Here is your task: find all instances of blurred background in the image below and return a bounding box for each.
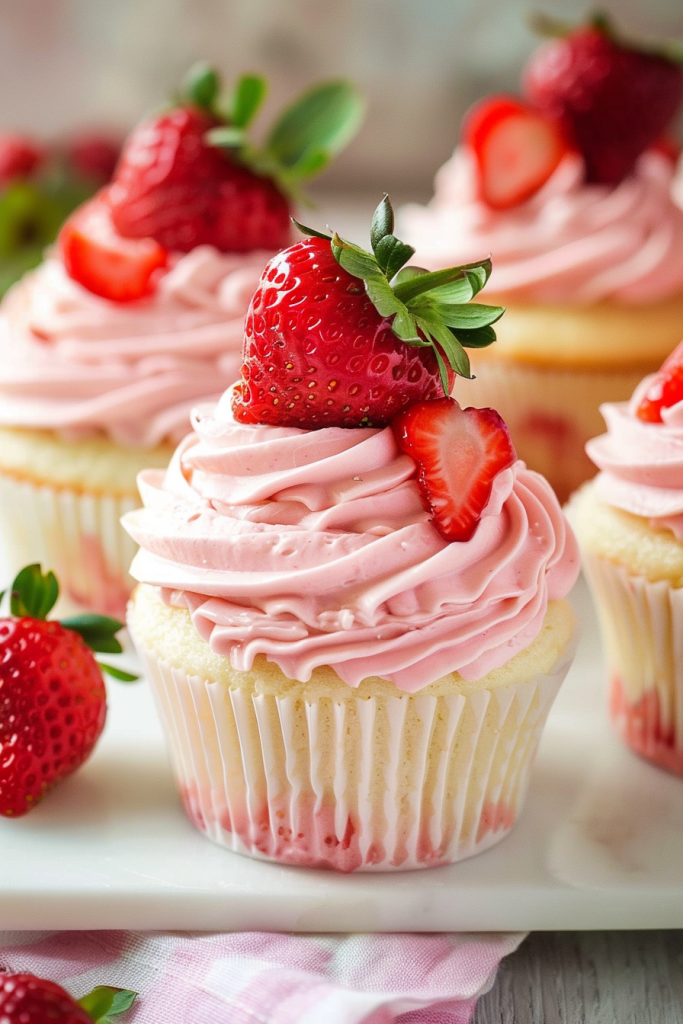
[0,0,681,274]
[2,0,683,197]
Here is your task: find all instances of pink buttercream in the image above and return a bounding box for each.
[0,246,273,447]
[123,389,579,691]
[588,382,683,541]
[400,148,683,304]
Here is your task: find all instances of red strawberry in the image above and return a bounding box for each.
[524,19,683,185]
[59,192,168,302]
[0,974,136,1024]
[463,95,570,209]
[232,237,450,428]
[0,133,44,185]
[108,106,291,253]
[232,196,505,429]
[0,565,134,817]
[66,130,121,183]
[636,339,683,423]
[393,397,516,542]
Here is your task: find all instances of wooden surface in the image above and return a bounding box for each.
[474,933,683,1023]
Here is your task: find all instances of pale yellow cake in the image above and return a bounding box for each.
[0,426,173,497]
[570,481,683,586]
[129,582,576,699]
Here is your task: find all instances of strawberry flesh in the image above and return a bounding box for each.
[524,26,683,185]
[636,340,683,423]
[0,618,107,817]
[463,95,570,209]
[231,237,452,429]
[59,192,168,302]
[109,106,291,253]
[393,397,517,541]
[0,974,93,1024]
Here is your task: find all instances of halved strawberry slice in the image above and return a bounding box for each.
[59,191,168,302]
[393,397,517,541]
[636,340,683,423]
[463,95,570,210]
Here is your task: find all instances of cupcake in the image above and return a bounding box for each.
[0,66,363,615]
[401,15,683,503]
[124,200,580,871]
[572,340,683,777]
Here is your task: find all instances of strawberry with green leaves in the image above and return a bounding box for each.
[232,195,504,428]
[524,13,683,185]
[0,564,136,818]
[60,63,363,302]
[0,974,136,1024]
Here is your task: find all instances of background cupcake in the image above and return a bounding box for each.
[124,205,579,871]
[401,15,683,503]
[0,65,363,616]
[572,340,683,776]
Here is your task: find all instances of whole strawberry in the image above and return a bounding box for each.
[108,63,363,255]
[109,105,290,253]
[0,974,136,1024]
[232,196,505,429]
[0,565,136,817]
[524,14,683,184]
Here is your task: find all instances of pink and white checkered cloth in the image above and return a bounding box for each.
[0,930,525,1023]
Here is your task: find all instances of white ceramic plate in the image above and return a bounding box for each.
[2,574,683,932]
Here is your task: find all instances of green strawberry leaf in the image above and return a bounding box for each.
[229,74,268,129]
[283,146,330,183]
[9,564,59,620]
[410,296,504,330]
[393,260,492,304]
[326,195,503,390]
[437,302,505,329]
[331,232,384,283]
[429,268,488,303]
[451,324,498,348]
[265,80,364,172]
[391,265,430,286]
[183,61,220,111]
[79,985,137,1023]
[370,194,394,252]
[98,662,139,683]
[391,307,422,343]
[364,275,407,319]
[60,614,125,654]
[373,235,415,280]
[291,218,332,241]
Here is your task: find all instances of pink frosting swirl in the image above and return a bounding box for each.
[124,390,579,690]
[588,383,683,540]
[400,148,683,304]
[0,246,273,447]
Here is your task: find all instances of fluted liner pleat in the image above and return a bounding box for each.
[584,553,683,777]
[134,635,576,872]
[0,471,137,617]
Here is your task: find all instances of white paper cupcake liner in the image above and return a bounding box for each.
[583,553,683,776]
[0,470,138,618]
[458,359,646,504]
[132,633,577,872]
